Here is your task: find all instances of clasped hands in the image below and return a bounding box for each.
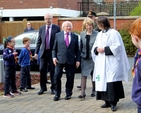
[97,47,105,53]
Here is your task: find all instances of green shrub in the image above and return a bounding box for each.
[118,20,137,56]
[119,29,137,56]
[130,2,141,16]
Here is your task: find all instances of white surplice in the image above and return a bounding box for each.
[91,29,130,91]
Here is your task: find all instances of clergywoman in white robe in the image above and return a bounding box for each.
[91,16,130,112]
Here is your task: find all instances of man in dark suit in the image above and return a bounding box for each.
[52,21,80,101]
[34,13,60,95]
[24,22,35,32]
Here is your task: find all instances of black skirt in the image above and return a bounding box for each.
[96,81,125,102]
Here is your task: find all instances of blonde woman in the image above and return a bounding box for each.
[78,17,98,99]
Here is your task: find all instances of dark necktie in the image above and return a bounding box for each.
[65,32,69,47]
[46,26,50,49]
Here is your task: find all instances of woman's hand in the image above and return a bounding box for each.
[97,47,105,53]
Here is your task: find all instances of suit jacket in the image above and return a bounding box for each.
[35,24,60,58]
[52,31,80,65]
[24,27,35,32]
[80,30,98,59]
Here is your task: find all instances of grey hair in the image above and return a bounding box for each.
[44,13,53,18]
[61,21,73,30]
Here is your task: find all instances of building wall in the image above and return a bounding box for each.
[58,17,135,33]
[0,16,138,43]
[58,0,81,10]
[0,0,81,10]
[0,0,49,9]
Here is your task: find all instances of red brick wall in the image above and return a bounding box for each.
[109,19,134,30]
[58,17,136,33]
[58,0,81,10]
[0,0,81,10]
[59,19,83,32]
[0,0,49,9]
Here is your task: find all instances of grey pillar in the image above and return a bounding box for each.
[0,55,4,83]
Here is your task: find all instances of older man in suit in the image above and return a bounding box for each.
[52,21,80,101]
[34,13,60,95]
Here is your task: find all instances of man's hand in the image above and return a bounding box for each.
[53,58,58,66]
[76,61,80,68]
[34,54,38,60]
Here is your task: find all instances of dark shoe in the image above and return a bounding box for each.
[51,89,55,95]
[38,90,44,95]
[91,93,95,97]
[111,105,117,111]
[101,103,110,108]
[65,95,71,100]
[20,88,28,92]
[77,86,81,89]
[53,96,60,101]
[26,87,35,89]
[44,89,47,91]
[78,94,86,99]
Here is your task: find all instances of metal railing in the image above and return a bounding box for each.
[78,1,140,16]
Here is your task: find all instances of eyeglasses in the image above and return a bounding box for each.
[45,18,52,20]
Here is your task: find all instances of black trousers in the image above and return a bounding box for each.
[20,66,31,89]
[54,63,75,97]
[39,50,55,91]
[4,66,17,95]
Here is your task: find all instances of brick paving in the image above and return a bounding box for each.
[0,73,137,113]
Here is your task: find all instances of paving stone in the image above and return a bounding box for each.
[0,73,137,113]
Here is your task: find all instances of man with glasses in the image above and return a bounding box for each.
[34,13,60,95]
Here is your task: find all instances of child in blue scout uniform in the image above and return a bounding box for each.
[18,37,35,92]
[130,18,141,113]
[3,36,21,98]
[132,48,141,78]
